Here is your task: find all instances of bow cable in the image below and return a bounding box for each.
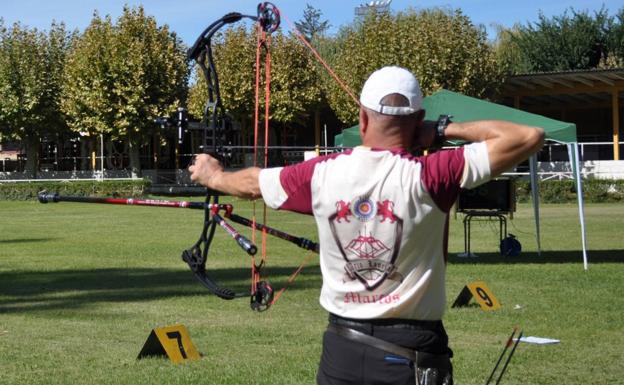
[281,12,360,107]
[250,12,274,311]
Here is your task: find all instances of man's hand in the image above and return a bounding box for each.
[188,154,223,189]
[413,120,436,150]
[188,154,263,200]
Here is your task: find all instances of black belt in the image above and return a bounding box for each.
[328,323,421,362]
[328,313,443,331]
[327,323,450,364]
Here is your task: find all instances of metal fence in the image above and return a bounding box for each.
[1,142,623,178]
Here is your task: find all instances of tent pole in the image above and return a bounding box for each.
[529,154,541,256]
[568,142,589,270]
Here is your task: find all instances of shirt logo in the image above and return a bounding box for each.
[334,200,353,223]
[328,197,404,291]
[353,197,376,222]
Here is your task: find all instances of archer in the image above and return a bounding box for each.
[189,66,544,385]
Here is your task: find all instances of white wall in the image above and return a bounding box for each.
[538,160,624,180]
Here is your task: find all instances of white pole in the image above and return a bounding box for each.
[529,154,541,256]
[324,124,328,154]
[568,142,589,270]
[100,134,104,179]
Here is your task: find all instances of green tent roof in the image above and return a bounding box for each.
[335,89,577,147]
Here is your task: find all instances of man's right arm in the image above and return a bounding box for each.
[444,120,545,177]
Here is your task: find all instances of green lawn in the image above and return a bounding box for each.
[0,199,622,385]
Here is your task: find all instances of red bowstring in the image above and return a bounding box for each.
[251,24,271,295]
[270,251,316,305]
[251,9,360,305]
[263,34,271,264]
[266,11,358,306]
[281,12,361,107]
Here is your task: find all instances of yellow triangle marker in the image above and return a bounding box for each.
[137,324,201,363]
[451,280,501,311]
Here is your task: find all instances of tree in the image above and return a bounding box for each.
[187,26,322,150]
[0,21,73,177]
[324,8,503,124]
[188,26,256,134]
[294,4,330,42]
[498,7,616,73]
[491,24,532,75]
[602,7,624,68]
[62,6,188,175]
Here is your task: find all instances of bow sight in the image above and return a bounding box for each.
[154,107,188,145]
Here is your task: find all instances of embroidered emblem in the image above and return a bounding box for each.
[377,199,397,223]
[345,231,389,259]
[328,197,404,291]
[352,197,376,222]
[334,200,353,223]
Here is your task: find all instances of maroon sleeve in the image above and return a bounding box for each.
[278,152,347,214]
[278,162,314,214]
[420,147,465,213]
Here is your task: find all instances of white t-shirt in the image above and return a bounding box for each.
[259,143,490,320]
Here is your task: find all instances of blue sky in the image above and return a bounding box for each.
[2,0,621,43]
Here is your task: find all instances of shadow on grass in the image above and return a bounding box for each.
[0,238,57,244]
[448,249,623,264]
[0,265,321,314]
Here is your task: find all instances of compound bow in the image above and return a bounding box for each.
[38,2,335,312]
[182,2,281,310]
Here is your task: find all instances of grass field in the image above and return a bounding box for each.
[1,198,623,385]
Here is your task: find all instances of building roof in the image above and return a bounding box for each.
[501,68,624,109]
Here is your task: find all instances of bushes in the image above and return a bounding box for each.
[516,179,624,203]
[2,178,622,203]
[0,179,151,200]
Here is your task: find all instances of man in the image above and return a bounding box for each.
[189,66,544,385]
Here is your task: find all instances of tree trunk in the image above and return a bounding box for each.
[127,135,142,178]
[152,133,158,170]
[24,134,40,178]
[80,138,92,170]
[106,140,115,169]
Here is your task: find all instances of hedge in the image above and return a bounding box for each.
[0,179,151,201]
[516,179,624,203]
[2,178,623,203]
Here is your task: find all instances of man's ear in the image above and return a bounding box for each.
[359,108,368,138]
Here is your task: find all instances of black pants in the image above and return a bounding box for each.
[317,314,453,385]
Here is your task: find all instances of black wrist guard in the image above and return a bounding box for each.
[433,114,451,148]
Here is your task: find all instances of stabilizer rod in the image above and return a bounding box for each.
[38,192,318,253]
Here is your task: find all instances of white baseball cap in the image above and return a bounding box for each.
[359,66,423,115]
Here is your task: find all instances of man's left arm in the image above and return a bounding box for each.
[189,153,315,214]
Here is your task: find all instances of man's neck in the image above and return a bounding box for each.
[362,134,408,150]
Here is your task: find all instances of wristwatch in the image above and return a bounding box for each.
[433,114,452,148]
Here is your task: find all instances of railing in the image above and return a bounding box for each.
[1,142,623,178]
[537,141,624,162]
